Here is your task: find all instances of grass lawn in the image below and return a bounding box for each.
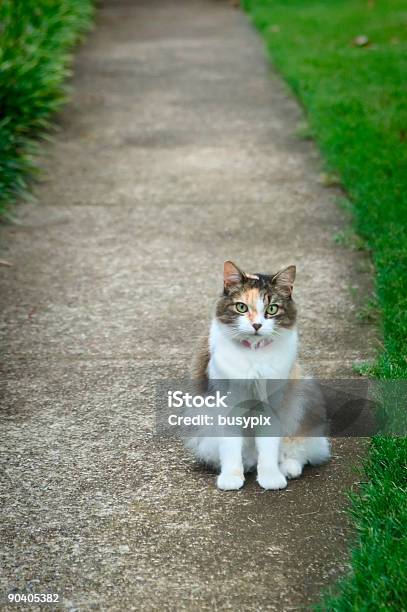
[242,0,407,609]
[0,0,94,218]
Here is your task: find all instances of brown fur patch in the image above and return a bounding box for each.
[295,399,327,436]
[242,288,261,310]
[191,335,210,393]
[283,364,327,440]
[289,361,303,380]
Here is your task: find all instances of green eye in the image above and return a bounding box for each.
[235,302,248,314]
[266,303,279,316]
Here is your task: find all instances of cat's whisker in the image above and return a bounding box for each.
[271,329,283,337]
[223,327,241,339]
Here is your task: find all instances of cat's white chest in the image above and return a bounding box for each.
[208,320,297,380]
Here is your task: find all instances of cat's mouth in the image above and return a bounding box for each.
[240,337,274,350]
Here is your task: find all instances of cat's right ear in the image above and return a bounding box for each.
[223,261,244,290]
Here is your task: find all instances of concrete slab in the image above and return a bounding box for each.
[0,1,376,609]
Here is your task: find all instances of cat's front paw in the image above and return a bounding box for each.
[217,472,244,491]
[279,458,303,480]
[257,470,287,490]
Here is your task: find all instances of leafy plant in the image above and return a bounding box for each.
[0,0,94,217]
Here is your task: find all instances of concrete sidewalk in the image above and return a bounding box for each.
[0,0,375,609]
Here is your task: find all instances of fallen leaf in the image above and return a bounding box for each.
[318,173,342,187]
[353,35,370,47]
[0,259,12,267]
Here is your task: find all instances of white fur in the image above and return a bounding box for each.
[187,319,330,490]
[208,319,298,380]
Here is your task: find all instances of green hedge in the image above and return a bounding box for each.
[0,0,94,217]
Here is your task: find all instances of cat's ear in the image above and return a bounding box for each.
[272,265,296,296]
[223,261,244,289]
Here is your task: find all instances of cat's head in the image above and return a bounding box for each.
[216,261,297,341]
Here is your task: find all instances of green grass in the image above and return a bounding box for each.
[242,0,407,609]
[0,0,94,217]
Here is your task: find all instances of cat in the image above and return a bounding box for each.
[186,260,330,491]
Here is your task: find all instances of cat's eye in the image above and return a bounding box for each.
[235,302,248,314]
[266,303,279,316]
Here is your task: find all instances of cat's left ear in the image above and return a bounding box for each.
[272,265,296,296]
[223,261,245,289]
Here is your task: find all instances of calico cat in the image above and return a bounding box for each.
[187,261,330,491]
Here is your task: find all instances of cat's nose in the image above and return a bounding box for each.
[252,323,262,331]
